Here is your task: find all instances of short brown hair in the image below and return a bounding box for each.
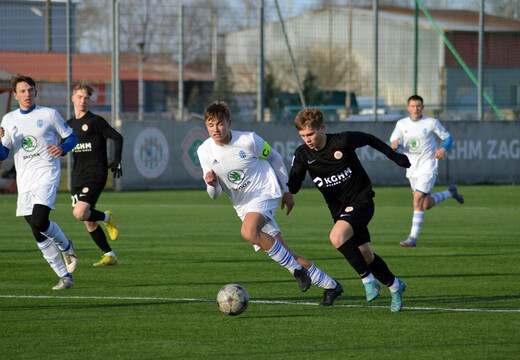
[204,101,230,122]
[73,83,94,97]
[294,107,323,131]
[12,74,36,92]
[407,95,423,104]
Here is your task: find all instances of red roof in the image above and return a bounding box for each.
[0,51,214,83]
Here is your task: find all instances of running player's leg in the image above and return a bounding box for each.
[358,229,406,312]
[72,188,117,266]
[275,233,338,291]
[240,200,311,292]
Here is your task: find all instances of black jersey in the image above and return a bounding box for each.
[288,131,407,219]
[67,111,123,188]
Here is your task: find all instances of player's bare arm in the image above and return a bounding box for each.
[281,192,294,215]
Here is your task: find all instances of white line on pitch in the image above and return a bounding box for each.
[1,294,518,313]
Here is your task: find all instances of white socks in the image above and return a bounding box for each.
[431,190,451,206]
[308,265,337,289]
[410,210,425,239]
[388,277,400,293]
[41,221,71,252]
[38,238,68,278]
[267,240,301,274]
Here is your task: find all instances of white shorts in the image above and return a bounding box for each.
[237,198,281,238]
[409,173,437,195]
[16,184,57,216]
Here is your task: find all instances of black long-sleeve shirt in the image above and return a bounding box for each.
[67,111,123,188]
[288,131,408,220]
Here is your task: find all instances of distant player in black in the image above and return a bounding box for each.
[68,83,123,267]
[288,107,411,312]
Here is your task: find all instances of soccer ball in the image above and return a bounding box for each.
[216,283,249,316]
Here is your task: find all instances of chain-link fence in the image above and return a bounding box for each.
[1,0,520,123]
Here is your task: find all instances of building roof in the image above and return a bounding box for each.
[357,6,520,32]
[0,51,214,83]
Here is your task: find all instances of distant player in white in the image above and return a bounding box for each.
[197,101,344,306]
[0,75,79,290]
[390,95,464,247]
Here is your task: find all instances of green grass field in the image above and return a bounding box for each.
[1,185,519,359]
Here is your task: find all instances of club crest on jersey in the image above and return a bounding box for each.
[334,151,343,159]
[82,124,88,131]
[344,206,354,212]
[82,187,89,193]
[228,170,245,184]
[37,119,44,128]
[22,136,37,152]
[239,150,246,159]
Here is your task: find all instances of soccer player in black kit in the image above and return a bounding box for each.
[288,108,411,312]
[68,84,123,267]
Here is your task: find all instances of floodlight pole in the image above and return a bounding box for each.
[178,5,185,121]
[372,0,379,122]
[66,0,72,190]
[478,0,484,121]
[413,2,418,95]
[257,0,265,122]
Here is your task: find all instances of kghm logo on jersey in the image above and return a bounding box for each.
[22,136,37,152]
[228,170,245,184]
[313,167,352,188]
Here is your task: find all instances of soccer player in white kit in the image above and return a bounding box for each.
[390,95,464,247]
[197,101,344,306]
[0,75,79,290]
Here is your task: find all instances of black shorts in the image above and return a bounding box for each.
[71,185,104,208]
[334,199,374,246]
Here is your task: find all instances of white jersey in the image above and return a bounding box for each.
[197,130,282,218]
[390,115,450,178]
[1,105,74,193]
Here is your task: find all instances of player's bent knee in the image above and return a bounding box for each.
[72,208,88,221]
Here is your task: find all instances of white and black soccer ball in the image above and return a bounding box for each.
[216,283,249,316]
